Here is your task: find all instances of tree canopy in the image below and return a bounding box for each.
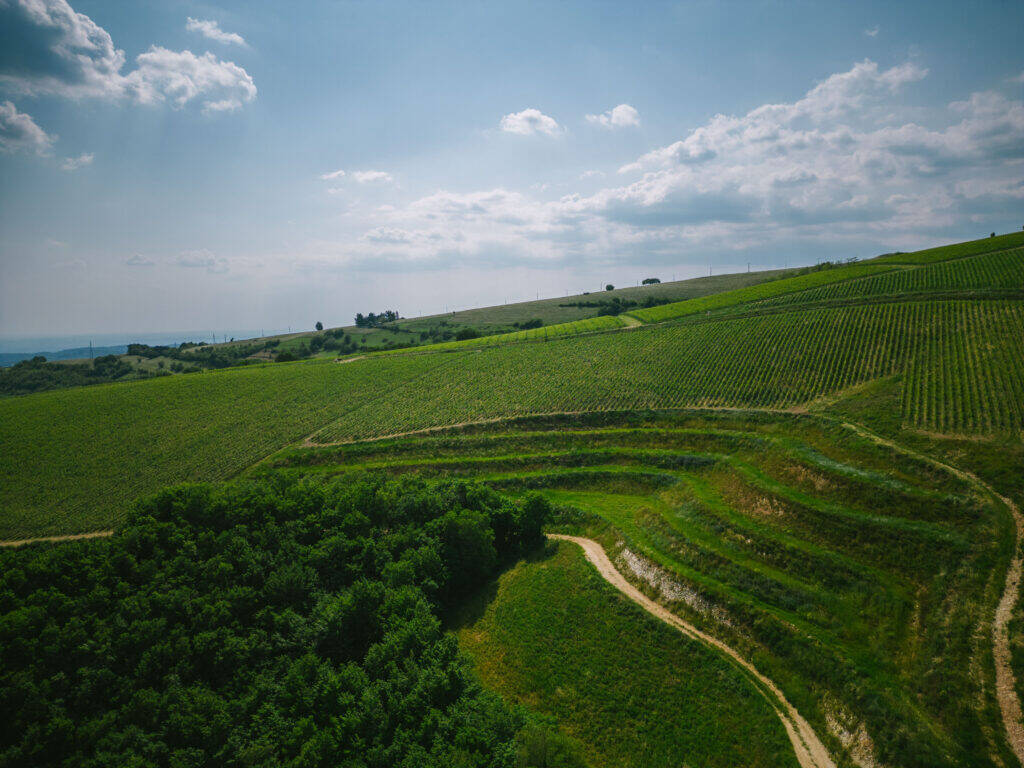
[0,475,558,767]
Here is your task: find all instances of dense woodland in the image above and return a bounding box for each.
[0,355,153,397]
[0,476,580,767]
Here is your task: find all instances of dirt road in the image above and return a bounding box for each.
[841,422,1024,764]
[0,530,114,548]
[548,533,837,768]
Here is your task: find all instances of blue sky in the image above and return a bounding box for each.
[1,0,1022,338]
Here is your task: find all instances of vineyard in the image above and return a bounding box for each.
[872,230,1024,265]
[0,355,445,539]
[379,314,626,355]
[262,411,1016,767]
[310,299,1024,443]
[751,248,1024,310]
[630,262,897,323]
[3,293,1022,538]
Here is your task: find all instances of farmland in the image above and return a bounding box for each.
[4,293,1024,539]
[2,232,1024,768]
[629,262,898,323]
[257,410,1017,767]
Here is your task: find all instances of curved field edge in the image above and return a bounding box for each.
[274,410,1023,766]
[548,534,836,768]
[841,422,1024,765]
[455,540,802,768]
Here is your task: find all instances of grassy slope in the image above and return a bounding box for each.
[269,411,1014,766]
[456,541,799,768]
[872,231,1024,264]
[631,263,897,323]
[3,298,1022,539]
[197,266,801,356]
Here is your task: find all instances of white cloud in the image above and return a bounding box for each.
[175,249,228,273]
[127,48,256,112]
[580,170,605,179]
[585,103,641,129]
[352,170,394,184]
[0,0,256,112]
[0,101,54,154]
[185,18,246,47]
[1010,72,1024,84]
[60,152,93,170]
[124,254,155,266]
[500,108,561,136]
[864,26,880,37]
[304,60,1024,272]
[320,169,346,180]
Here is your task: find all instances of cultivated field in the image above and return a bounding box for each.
[3,235,1023,539]
[258,410,1017,767]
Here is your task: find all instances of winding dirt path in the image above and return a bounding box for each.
[0,530,114,548]
[548,533,837,768]
[840,422,1024,764]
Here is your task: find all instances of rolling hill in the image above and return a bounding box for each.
[2,231,1023,768]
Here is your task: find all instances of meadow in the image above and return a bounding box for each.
[456,540,799,768]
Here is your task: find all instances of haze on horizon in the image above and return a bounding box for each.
[1,0,1022,338]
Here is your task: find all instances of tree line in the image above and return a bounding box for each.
[0,475,586,767]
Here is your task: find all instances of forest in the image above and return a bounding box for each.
[0,475,579,767]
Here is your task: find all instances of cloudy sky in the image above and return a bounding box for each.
[1,0,1022,338]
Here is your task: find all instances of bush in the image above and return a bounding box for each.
[455,327,481,341]
[605,284,614,291]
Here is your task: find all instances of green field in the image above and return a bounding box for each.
[378,314,627,355]
[752,247,1024,310]
[456,540,799,768]
[630,262,898,323]
[3,232,1024,767]
[4,296,1023,538]
[872,231,1024,265]
[257,410,1016,767]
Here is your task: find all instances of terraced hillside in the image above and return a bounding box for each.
[254,410,1017,767]
[3,234,1023,540]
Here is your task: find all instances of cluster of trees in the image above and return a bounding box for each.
[0,354,148,396]
[559,295,670,316]
[276,329,366,362]
[127,342,263,371]
[512,319,544,330]
[354,310,400,328]
[0,475,568,767]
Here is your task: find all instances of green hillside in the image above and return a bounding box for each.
[2,231,1024,768]
[3,234,1024,540]
[260,410,1015,767]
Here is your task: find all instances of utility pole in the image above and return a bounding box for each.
[89,340,93,359]
[747,262,751,273]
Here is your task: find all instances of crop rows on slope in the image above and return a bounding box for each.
[380,314,626,355]
[903,301,1024,434]
[312,301,949,444]
[285,418,1008,767]
[753,248,1024,309]
[630,263,897,323]
[0,355,449,539]
[872,231,1024,265]
[6,300,1020,538]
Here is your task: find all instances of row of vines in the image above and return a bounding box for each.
[379,314,626,355]
[313,300,1024,443]
[753,248,1024,309]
